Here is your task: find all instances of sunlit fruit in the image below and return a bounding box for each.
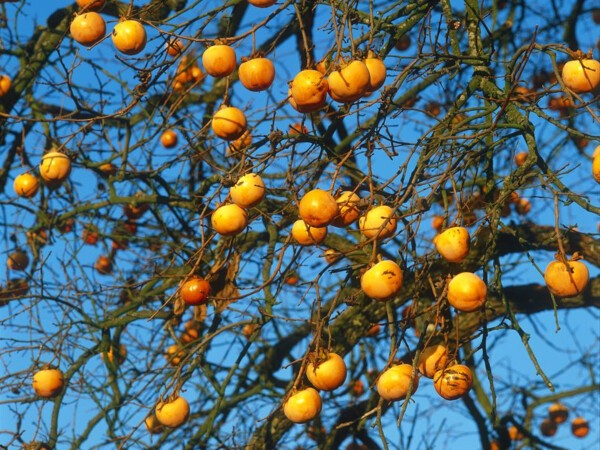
[33,368,65,398]
[13,173,39,198]
[361,260,403,301]
[544,257,589,298]
[289,122,309,135]
[211,204,248,236]
[508,426,524,441]
[94,255,113,274]
[39,150,71,187]
[0,74,11,96]
[417,345,449,378]
[70,12,106,46]
[331,191,361,227]
[165,344,184,366]
[180,277,211,305]
[166,39,184,57]
[548,402,569,423]
[161,129,178,148]
[298,189,339,228]
[112,20,146,55]
[514,151,528,167]
[290,69,329,113]
[433,364,473,400]
[7,250,29,271]
[230,173,266,208]
[306,352,347,391]
[283,388,322,423]
[359,205,397,240]
[155,396,190,428]
[561,58,600,93]
[238,57,275,91]
[98,163,117,176]
[292,219,327,245]
[364,53,386,91]
[145,414,164,434]
[447,272,487,312]
[377,363,419,401]
[571,417,589,438]
[212,106,247,141]
[592,146,600,183]
[76,0,105,10]
[248,0,277,6]
[434,226,470,263]
[540,418,557,437]
[202,44,236,78]
[328,60,371,103]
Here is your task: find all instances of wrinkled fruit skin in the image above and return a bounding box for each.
[433,364,473,400]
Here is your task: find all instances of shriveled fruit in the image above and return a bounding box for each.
[306,352,347,391]
[540,418,558,437]
[211,204,248,236]
[377,363,419,401]
[290,70,329,113]
[298,189,339,228]
[447,272,487,312]
[283,388,322,423]
[292,219,327,246]
[212,106,247,141]
[571,417,589,438]
[230,173,265,208]
[433,364,473,400]
[361,260,403,301]
[359,205,397,240]
[202,44,236,78]
[180,277,211,305]
[328,60,371,103]
[33,368,65,398]
[160,129,178,148]
[112,20,147,55]
[331,191,360,227]
[417,345,448,378]
[13,173,39,198]
[70,12,106,46]
[561,58,600,93]
[155,396,190,428]
[434,226,470,262]
[7,250,29,271]
[40,150,71,187]
[548,402,569,423]
[145,414,164,434]
[238,57,275,91]
[544,257,589,298]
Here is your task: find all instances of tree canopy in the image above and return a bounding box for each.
[0,0,599,449]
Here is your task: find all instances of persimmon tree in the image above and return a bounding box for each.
[0,0,598,449]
